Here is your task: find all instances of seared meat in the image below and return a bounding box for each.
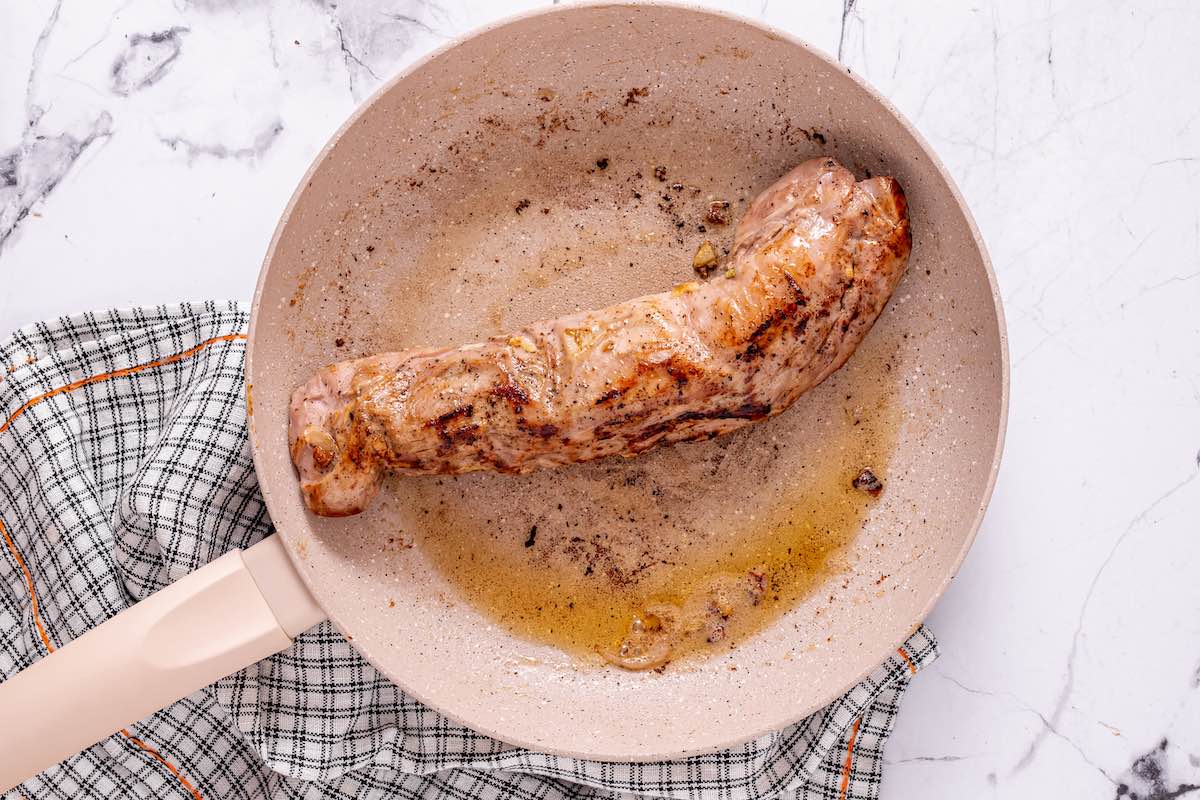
[290,158,911,516]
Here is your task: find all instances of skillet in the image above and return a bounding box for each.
[0,3,1007,786]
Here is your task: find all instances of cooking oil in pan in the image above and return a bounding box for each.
[396,354,900,665]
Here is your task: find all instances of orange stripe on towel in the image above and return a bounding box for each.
[119,729,203,800]
[0,519,52,652]
[839,716,862,800]
[0,333,246,435]
[897,646,917,675]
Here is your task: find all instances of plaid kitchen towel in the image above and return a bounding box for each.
[0,302,937,800]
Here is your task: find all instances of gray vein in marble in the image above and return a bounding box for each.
[889,755,974,765]
[387,12,443,38]
[990,7,1001,161]
[320,1,449,99]
[939,672,1116,784]
[1114,739,1200,800]
[1045,0,1056,100]
[159,119,284,162]
[1,0,114,253]
[26,0,62,106]
[64,0,136,70]
[335,22,380,96]
[110,26,190,96]
[0,114,114,253]
[837,0,857,62]
[265,8,282,69]
[0,156,16,190]
[1130,270,1200,301]
[1013,469,1200,776]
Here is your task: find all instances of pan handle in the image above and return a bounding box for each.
[0,534,325,790]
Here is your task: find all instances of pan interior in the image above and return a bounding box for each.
[248,5,1004,759]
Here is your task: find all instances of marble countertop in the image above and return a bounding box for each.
[3,1,1198,796]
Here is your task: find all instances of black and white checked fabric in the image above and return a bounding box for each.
[0,303,937,799]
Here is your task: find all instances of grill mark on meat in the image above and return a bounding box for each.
[520,420,559,438]
[428,404,474,430]
[595,387,626,405]
[740,287,811,362]
[427,405,478,452]
[678,402,773,423]
[491,382,530,412]
[621,402,775,450]
[783,272,807,307]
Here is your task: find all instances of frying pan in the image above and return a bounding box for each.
[0,2,1007,787]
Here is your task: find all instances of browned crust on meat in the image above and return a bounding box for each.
[289,159,911,516]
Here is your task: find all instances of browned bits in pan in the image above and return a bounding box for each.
[515,198,531,213]
[623,86,649,106]
[653,165,667,181]
[705,200,731,225]
[852,468,884,496]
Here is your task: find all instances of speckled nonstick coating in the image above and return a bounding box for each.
[246,2,1008,761]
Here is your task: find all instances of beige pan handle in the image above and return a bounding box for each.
[0,535,325,790]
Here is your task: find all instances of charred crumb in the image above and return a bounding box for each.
[624,86,649,106]
[653,165,668,181]
[365,245,374,253]
[595,157,609,170]
[705,200,731,225]
[334,337,346,348]
[515,199,531,213]
[853,468,884,496]
[524,525,538,548]
[541,207,550,214]
[799,127,828,145]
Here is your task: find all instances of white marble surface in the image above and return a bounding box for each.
[3,0,1199,796]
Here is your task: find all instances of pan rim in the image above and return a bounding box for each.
[246,0,1010,761]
